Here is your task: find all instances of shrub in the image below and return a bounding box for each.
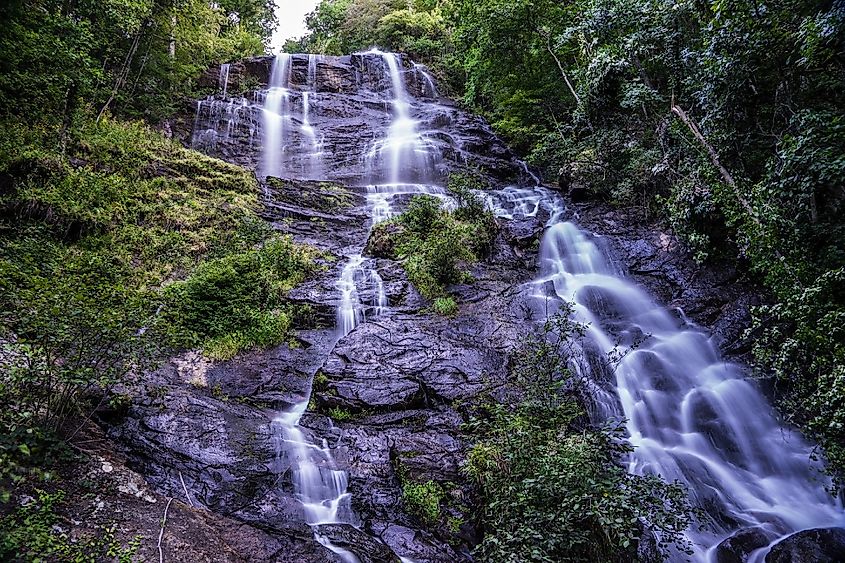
[401,195,443,234]
[432,296,458,316]
[464,308,693,561]
[161,236,316,358]
[401,480,444,525]
[371,190,497,301]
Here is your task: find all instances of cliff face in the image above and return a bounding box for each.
[91,50,836,563]
[187,54,528,188]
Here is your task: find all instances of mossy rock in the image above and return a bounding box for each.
[364,220,404,258]
[265,177,355,213]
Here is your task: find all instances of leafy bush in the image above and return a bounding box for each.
[162,236,317,359]
[432,296,458,316]
[401,479,444,525]
[464,309,692,561]
[0,489,141,562]
[370,190,497,301]
[401,194,443,234]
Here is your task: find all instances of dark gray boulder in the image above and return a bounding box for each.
[765,527,845,563]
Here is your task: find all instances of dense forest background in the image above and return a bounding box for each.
[0,0,844,559]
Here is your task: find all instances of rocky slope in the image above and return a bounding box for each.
[91,52,800,562]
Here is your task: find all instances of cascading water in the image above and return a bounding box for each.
[189,49,845,561]
[488,186,845,561]
[219,63,230,98]
[412,62,438,98]
[334,50,447,337]
[300,54,324,178]
[191,61,253,151]
[261,54,291,179]
[270,51,449,562]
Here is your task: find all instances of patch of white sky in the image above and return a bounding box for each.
[270,0,320,54]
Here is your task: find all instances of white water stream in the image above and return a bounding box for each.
[488,186,845,561]
[194,50,845,562]
[268,51,447,562]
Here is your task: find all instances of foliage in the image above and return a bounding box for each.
[0,0,275,123]
[464,308,693,561]
[372,191,495,300]
[328,406,354,421]
[432,296,458,316]
[401,479,444,525]
[751,267,845,478]
[0,116,315,492]
[0,488,141,562]
[162,236,317,359]
[297,0,463,93]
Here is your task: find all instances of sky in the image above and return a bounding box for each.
[271,0,320,53]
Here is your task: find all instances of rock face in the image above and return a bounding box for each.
[188,53,528,186]
[101,51,771,563]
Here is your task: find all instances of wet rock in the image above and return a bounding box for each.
[316,523,401,563]
[316,308,516,411]
[501,216,543,249]
[714,526,774,562]
[765,527,845,563]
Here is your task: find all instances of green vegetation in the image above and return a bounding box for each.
[286,0,461,93]
[162,236,317,360]
[0,116,315,497]
[0,0,274,122]
[464,310,693,561]
[401,479,445,525]
[301,0,845,478]
[0,488,141,561]
[328,406,354,421]
[369,178,496,305]
[432,296,458,316]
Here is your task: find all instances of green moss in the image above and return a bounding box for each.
[432,296,458,316]
[161,235,317,357]
[401,479,444,525]
[328,406,353,421]
[312,371,329,392]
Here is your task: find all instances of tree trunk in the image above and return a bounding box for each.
[670,103,759,224]
[97,31,142,121]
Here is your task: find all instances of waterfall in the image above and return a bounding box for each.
[412,62,438,98]
[334,50,448,338]
[268,50,454,562]
[190,61,253,152]
[184,50,845,561]
[261,54,291,179]
[218,63,230,98]
[300,54,324,179]
[488,186,845,561]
